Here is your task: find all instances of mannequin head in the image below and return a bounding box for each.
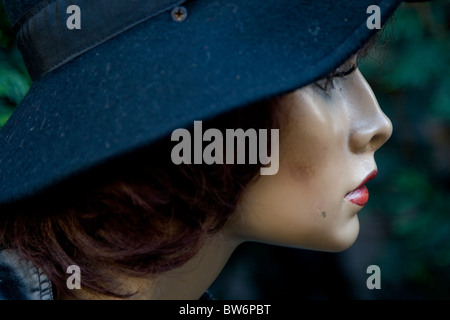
[0,48,392,299]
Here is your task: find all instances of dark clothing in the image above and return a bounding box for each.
[0,249,53,300]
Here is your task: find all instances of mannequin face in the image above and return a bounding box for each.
[226,56,393,252]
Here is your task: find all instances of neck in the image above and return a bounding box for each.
[61,232,241,300]
[148,233,241,300]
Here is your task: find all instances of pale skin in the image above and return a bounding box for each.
[64,55,393,299]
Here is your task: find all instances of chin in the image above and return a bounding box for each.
[274,219,360,253]
[326,216,361,252]
[299,216,361,253]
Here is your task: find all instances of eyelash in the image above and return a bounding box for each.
[334,63,358,78]
[315,61,358,92]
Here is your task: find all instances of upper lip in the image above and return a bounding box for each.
[347,170,378,194]
[355,170,378,190]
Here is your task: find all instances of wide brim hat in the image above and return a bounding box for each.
[0,0,402,205]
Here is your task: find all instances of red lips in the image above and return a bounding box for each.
[345,170,377,206]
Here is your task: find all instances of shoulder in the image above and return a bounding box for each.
[0,248,53,300]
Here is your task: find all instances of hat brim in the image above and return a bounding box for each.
[0,0,401,205]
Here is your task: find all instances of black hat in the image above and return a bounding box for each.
[0,0,402,205]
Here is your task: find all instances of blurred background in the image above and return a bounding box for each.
[1,1,449,299]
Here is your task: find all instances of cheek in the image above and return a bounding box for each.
[282,146,346,212]
[231,172,359,252]
[284,145,329,187]
[275,125,357,248]
[278,95,347,187]
[280,118,341,199]
[278,93,353,202]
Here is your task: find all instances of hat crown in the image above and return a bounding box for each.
[4,0,186,80]
[2,0,42,25]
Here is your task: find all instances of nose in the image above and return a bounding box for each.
[349,70,393,153]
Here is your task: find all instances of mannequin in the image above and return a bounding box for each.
[31,51,390,300]
[0,0,401,300]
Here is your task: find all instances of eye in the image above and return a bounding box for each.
[314,58,358,92]
[334,62,358,78]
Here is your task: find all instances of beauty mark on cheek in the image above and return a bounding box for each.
[322,211,326,218]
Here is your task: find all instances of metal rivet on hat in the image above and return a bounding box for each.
[171,6,188,22]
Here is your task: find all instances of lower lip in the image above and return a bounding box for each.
[345,185,369,206]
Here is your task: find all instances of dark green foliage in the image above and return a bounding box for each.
[359,0,450,298]
[0,4,30,127]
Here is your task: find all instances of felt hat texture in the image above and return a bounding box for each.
[0,0,402,205]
